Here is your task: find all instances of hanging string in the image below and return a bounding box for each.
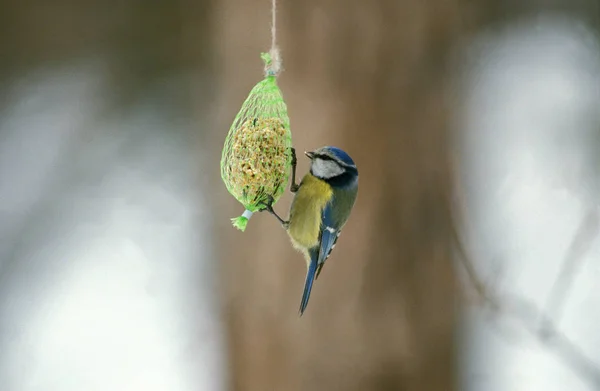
[265,0,282,77]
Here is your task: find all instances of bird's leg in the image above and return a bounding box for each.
[289,147,300,193]
[259,195,289,228]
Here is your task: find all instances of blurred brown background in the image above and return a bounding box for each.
[2,1,600,391]
[213,1,492,390]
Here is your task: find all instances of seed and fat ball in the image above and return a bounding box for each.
[225,117,290,205]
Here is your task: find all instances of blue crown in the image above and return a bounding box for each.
[325,146,355,166]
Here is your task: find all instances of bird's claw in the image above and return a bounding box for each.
[258,195,276,212]
[289,147,300,193]
[258,195,288,227]
[290,147,297,166]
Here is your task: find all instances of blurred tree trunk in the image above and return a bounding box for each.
[213,1,489,390]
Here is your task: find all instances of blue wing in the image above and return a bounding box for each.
[315,202,341,279]
[298,202,341,316]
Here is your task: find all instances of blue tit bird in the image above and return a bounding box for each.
[261,146,359,316]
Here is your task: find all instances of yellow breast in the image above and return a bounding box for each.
[287,174,333,254]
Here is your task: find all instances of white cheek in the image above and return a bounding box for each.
[312,159,344,178]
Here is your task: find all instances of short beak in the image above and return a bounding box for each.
[304,151,315,159]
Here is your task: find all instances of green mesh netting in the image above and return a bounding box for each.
[220,52,293,231]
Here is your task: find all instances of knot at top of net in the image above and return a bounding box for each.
[262,51,281,77]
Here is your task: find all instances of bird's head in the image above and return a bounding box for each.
[305,146,358,185]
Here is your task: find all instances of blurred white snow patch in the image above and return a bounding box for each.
[463,14,600,206]
[0,61,107,264]
[459,14,600,391]
[0,61,225,391]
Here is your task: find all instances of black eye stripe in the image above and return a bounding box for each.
[314,154,356,169]
[314,154,336,162]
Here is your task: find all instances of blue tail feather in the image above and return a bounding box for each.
[299,260,318,316]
